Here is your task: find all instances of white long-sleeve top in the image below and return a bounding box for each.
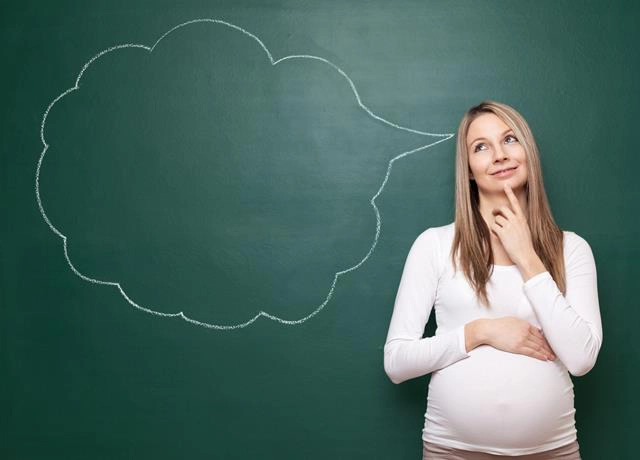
[383,222,602,455]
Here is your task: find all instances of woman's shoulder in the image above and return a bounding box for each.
[561,229,592,248]
[561,229,596,262]
[414,221,455,245]
[409,222,455,263]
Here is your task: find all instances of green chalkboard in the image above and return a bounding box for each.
[2,1,638,459]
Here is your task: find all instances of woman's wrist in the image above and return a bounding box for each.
[465,319,491,352]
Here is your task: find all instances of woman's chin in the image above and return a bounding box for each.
[479,179,526,194]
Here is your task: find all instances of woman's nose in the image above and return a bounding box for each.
[493,144,509,161]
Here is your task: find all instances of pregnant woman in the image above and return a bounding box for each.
[383,100,602,459]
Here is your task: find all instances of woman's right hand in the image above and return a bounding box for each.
[485,317,557,361]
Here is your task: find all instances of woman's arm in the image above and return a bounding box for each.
[383,228,472,384]
[521,233,603,376]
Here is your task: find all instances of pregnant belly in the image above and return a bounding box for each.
[425,345,576,449]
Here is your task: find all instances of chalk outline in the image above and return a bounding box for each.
[35,18,454,330]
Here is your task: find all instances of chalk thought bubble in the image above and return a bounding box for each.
[36,19,453,330]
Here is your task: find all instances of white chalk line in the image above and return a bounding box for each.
[36,18,454,330]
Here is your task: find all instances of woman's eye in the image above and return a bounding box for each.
[505,134,518,143]
[473,143,486,152]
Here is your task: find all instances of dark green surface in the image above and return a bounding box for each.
[1,1,637,458]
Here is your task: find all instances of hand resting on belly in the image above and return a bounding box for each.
[468,316,557,362]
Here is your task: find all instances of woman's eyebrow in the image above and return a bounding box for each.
[468,128,514,146]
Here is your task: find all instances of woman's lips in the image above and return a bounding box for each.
[491,166,517,178]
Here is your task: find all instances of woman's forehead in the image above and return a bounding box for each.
[467,113,510,141]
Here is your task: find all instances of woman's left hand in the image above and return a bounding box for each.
[489,183,536,267]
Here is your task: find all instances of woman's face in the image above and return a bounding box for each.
[466,113,528,194]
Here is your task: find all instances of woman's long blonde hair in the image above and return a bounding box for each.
[451,100,566,308]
